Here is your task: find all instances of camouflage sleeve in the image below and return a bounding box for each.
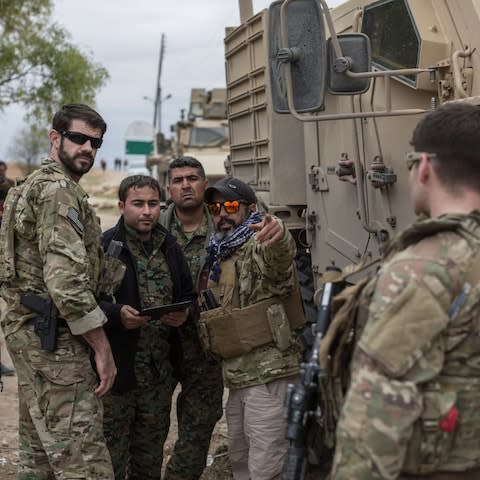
[252,218,297,282]
[332,257,451,479]
[36,184,106,334]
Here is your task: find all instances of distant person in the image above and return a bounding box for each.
[114,157,122,170]
[0,160,14,225]
[160,156,223,479]
[200,176,304,480]
[100,175,196,480]
[100,158,107,173]
[123,158,128,170]
[0,104,116,478]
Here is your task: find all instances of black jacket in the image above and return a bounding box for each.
[100,217,196,393]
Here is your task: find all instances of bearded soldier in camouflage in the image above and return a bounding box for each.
[331,103,480,479]
[160,157,223,480]
[0,104,116,479]
[100,175,196,480]
[200,176,304,480]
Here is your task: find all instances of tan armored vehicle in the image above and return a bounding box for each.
[147,88,229,199]
[226,0,479,319]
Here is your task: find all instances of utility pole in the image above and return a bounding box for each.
[153,33,165,134]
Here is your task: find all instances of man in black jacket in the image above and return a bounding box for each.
[100,175,196,480]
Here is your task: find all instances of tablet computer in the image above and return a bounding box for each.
[140,300,191,318]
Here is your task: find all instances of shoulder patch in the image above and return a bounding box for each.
[58,203,84,236]
[67,207,84,235]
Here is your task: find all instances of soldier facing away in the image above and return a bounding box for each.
[0,104,116,479]
[331,102,480,479]
[160,156,224,480]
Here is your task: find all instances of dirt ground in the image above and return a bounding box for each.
[0,165,233,479]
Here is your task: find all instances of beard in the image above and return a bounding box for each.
[58,140,94,177]
[214,218,239,240]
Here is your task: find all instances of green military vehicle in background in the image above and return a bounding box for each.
[224,0,479,321]
[147,88,229,200]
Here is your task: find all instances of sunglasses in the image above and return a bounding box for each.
[60,130,103,149]
[405,151,437,171]
[207,200,247,215]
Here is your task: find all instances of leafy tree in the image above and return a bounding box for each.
[0,0,109,122]
[7,123,51,171]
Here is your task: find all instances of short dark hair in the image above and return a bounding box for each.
[0,161,6,169]
[410,103,480,192]
[167,156,205,181]
[52,104,107,136]
[118,175,161,202]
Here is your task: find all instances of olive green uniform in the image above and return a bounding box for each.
[160,204,224,480]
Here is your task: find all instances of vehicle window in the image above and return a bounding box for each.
[362,0,419,85]
[189,127,227,147]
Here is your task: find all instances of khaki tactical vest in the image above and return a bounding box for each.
[198,254,305,359]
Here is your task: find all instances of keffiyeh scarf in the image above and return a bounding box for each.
[206,211,262,282]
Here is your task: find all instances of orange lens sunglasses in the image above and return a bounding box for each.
[207,200,246,215]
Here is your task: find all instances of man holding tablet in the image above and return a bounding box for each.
[99,175,195,480]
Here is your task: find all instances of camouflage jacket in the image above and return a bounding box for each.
[332,212,480,479]
[0,159,107,337]
[208,219,301,389]
[160,203,214,287]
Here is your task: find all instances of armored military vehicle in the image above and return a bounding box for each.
[225,0,479,317]
[147,88,229,199]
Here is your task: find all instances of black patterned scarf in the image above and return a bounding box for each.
[206,211,262,281]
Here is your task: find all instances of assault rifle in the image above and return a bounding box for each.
[21,292,59,352]
[282,265,344,480]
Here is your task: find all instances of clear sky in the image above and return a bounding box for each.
[0,0,342,167]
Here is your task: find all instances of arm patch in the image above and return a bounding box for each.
[58,203,84,236]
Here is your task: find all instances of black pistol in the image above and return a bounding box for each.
[20,292,59,352]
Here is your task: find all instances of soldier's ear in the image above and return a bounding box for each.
[248,203,257,213]
[49,129,61,149]
[118,201,125,214]
[418,154,432,185]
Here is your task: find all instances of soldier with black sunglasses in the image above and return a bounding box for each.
[0,104,116,479]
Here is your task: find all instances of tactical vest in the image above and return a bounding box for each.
[0,166,105,295]
[314,215,480,474]
[198,254,305,359]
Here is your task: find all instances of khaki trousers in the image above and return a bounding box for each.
[226,375,297,480]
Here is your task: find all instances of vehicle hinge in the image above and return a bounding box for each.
[309,166,329,192]
[367,169,397,188]
[367,156,397,188]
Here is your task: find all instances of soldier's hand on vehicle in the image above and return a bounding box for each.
[120,305,150,329]
[160,308,189,327]
[249,213,283,246]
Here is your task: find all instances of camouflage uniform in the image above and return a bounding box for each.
[0,159,113,479]
[160,204,224,480]
[204,218,301,480]
[101,221,195,480]
[332,212,480,480]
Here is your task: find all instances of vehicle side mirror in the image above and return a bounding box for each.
[328,33,371,95]
[268,0,326,113]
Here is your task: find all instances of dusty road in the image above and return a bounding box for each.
[0,166,232,479]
